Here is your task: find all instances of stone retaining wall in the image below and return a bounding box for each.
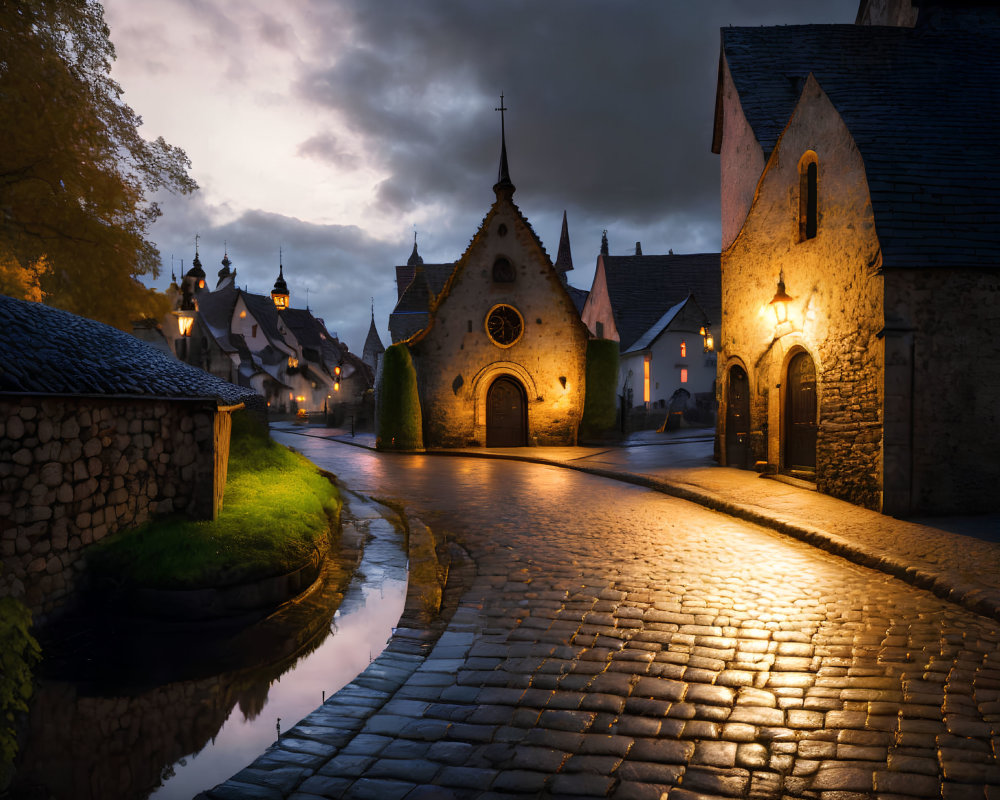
[0,395,232,622]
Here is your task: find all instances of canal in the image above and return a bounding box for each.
[11,494,407,800]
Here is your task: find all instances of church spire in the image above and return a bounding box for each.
[407,230,424,266]
[554,210,574,274]
[600,229,609,256]
[493,93,515,198]
[271,248,290,310]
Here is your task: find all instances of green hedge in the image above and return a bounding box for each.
[376,343,424,450]
[580,338,620,439]
[0,590,39,788]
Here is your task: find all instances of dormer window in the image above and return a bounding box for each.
[799,151,818,241]
[492,256,515,283]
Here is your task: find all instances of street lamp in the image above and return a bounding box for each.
[334,364,342,392]
[700,325,714,353]
[768,271,794,326]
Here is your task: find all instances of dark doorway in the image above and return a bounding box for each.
[486,376,527,447]
[785,351,817,474]
[725,365,750,468]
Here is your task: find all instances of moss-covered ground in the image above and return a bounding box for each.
[88,413,340,590]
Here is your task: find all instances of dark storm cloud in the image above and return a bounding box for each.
[297,132,361,169]
[297,0,858,234]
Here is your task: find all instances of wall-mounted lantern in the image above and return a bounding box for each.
[700,325,714,353]
[768,271,794,326]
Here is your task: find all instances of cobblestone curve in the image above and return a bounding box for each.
[203,466,1000,800]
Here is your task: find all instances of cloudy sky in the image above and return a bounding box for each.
[103,0,857,351]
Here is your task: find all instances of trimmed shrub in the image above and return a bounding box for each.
[376,343,423,450]
[580,338,620,439]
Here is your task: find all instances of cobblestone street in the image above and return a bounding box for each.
[203,435,1000,799]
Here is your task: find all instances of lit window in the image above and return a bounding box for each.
[680,341,687,358]
[681,368,688,383]
[239,310,246,319]
[799,151,818,241]
[288,357,298,368]
[643,353,651,403]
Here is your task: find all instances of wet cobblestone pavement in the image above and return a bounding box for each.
[202,436,1000,799]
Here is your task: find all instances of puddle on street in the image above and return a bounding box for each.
[12,510,407,800]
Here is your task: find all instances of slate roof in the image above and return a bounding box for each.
[601,253,721,352]
[717,10,1000,268]
[565,284,590,316]
[389,263,456,343]
[623,295,710,355]
[0,295,257,405]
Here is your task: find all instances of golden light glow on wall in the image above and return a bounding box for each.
[643,354,651,403]
[295,395,306,403]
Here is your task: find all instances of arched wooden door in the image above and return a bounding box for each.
[486,376,527,447]
[784,351,817,473]
[725,365,750,468]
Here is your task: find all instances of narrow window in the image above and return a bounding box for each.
[799,151,818,241]
[680,368,688,383]
[643,354,651,403]
[252,324,258,338]
[680,340,687,358]
[492,256,515,282]
[596,320,604,339]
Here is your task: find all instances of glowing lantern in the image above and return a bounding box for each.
[700,325,715,353]
[176,312,194,337]
[768,272,794,326]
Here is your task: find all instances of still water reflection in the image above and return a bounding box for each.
[13,505,406,800]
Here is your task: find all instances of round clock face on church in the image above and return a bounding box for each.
[485,303,524,348]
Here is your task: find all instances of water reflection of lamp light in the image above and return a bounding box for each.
[768,271,794,326]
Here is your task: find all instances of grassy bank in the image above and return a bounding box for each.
[89,413,340,590]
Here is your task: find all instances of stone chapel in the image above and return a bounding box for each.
[401,105,590,448]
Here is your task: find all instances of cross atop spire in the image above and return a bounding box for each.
[493,92,515,197]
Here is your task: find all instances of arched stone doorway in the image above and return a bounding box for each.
[784,350,817,474]
[486,376,527,447]
[725,365,750,468]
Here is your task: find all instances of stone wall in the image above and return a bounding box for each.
[886,268,1000,514]
[412,194,589,447]
[718,74,885,509]
[0,395,231,622]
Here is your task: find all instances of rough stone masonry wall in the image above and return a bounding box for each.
[890,268,1000,514]
[0,395,221,622]
[413,196,589,447]
[719,74,884,509]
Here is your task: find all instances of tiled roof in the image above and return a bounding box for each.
[195,283,240,354]
[719,11,1000,268]
[602,253,721,352]
[623,295,710,355]
[0,295,257,405]
[240,291,285,346]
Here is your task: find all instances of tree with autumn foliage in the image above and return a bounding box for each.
[0,0,197,329]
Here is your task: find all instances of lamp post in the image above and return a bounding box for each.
[700,325,714,353]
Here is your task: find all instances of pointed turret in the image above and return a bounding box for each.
[493,93,515,200]
[600,230,609,256]
[554,211,574,275]
[407,232,424,267]
[184,235,207,292]
[271,250,290,310]
[216,244,234,290]
[362,303,386,374]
